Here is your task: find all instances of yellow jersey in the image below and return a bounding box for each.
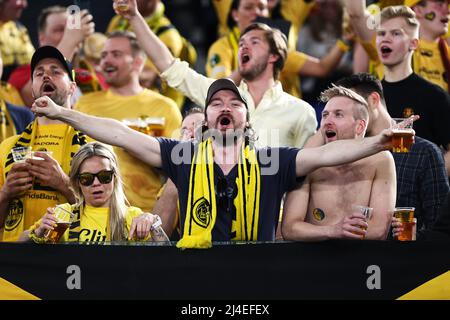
[211,0,315,48]
[75,89,182,211]
[0,82,24,106]
[0,124,88,241]
[0,21,34,80]
[107,3,186,108]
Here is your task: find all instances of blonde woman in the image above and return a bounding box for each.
[20,142,169,244]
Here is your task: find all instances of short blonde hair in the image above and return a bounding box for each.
[320,85,369,121]
[380,5,420,37]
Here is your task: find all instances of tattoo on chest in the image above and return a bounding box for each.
[313,208,325,221]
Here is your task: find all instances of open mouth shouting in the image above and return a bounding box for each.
[240,53,251,67]
[324,129,337,142]
[216,114,234,131]
[379,45,393,59]
[40,82,56,96]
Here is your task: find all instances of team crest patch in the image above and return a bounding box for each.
[209,54,221,67]
[403,108,414,118]
[312,208,325,221]
[192,197,211,228]
[5,199,24,231]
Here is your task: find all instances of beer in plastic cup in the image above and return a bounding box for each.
[352,205,373,239]
[11,146,31,163]
[145,117,165,137]
[393,207,415,241]
[44,206,75,243]
[392,118,414,153]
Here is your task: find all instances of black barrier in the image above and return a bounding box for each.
[0,240,449,300]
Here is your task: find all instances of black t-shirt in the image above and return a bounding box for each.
[382,73,450,148]
[157,138,301,241]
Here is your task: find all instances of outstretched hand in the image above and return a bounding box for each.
[31,96,63,119]
[378,115,420,150]
[112,0,138,19]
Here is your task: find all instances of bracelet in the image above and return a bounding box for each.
[150,215,162,232]
[336,39,351,52]
[28,230,47,244]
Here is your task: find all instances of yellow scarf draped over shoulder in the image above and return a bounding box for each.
[4,121,87,176]
[177,139,260,249]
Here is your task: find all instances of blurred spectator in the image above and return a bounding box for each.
[126,0,317,148]
[0,49,34,141]
[75,32,109,93]
[7,5,95,106]
[212,0,316,47]
[0,0,34,82]
[207,0,349,100]
[75,30,182,212]
[107,0,196,109]
[298,0,353,107]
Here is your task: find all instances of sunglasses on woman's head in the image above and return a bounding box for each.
[78,170,114,186]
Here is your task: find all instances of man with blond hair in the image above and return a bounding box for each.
[344,3,450,176]
[282,85,397,241]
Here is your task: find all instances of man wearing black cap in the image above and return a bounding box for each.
[0,46,89,242]
[32,77,407,248]
[113,0,317,150]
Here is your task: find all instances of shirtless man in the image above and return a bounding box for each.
[282,85,396,241]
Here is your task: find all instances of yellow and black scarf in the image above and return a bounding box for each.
[0,99,16,143]
[177,139,261,249]
[4,120,87,176]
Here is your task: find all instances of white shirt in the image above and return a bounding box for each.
[161,59,317,148]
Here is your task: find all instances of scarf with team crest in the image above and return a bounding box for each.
[177,138,260,249]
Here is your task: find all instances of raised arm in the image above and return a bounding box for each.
[295,117,418,177]
[296,134,386,177]
[113,0,174,73]
[31,96,163,168]
[365,152,396,240]
[342,0,375,42]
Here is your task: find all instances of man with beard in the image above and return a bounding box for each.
[75,31,181,212]
[31,78,408,247]
[0,46,89,241]
[7,5,95,106]
[113,0,317,149]
[282,85,396,241]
